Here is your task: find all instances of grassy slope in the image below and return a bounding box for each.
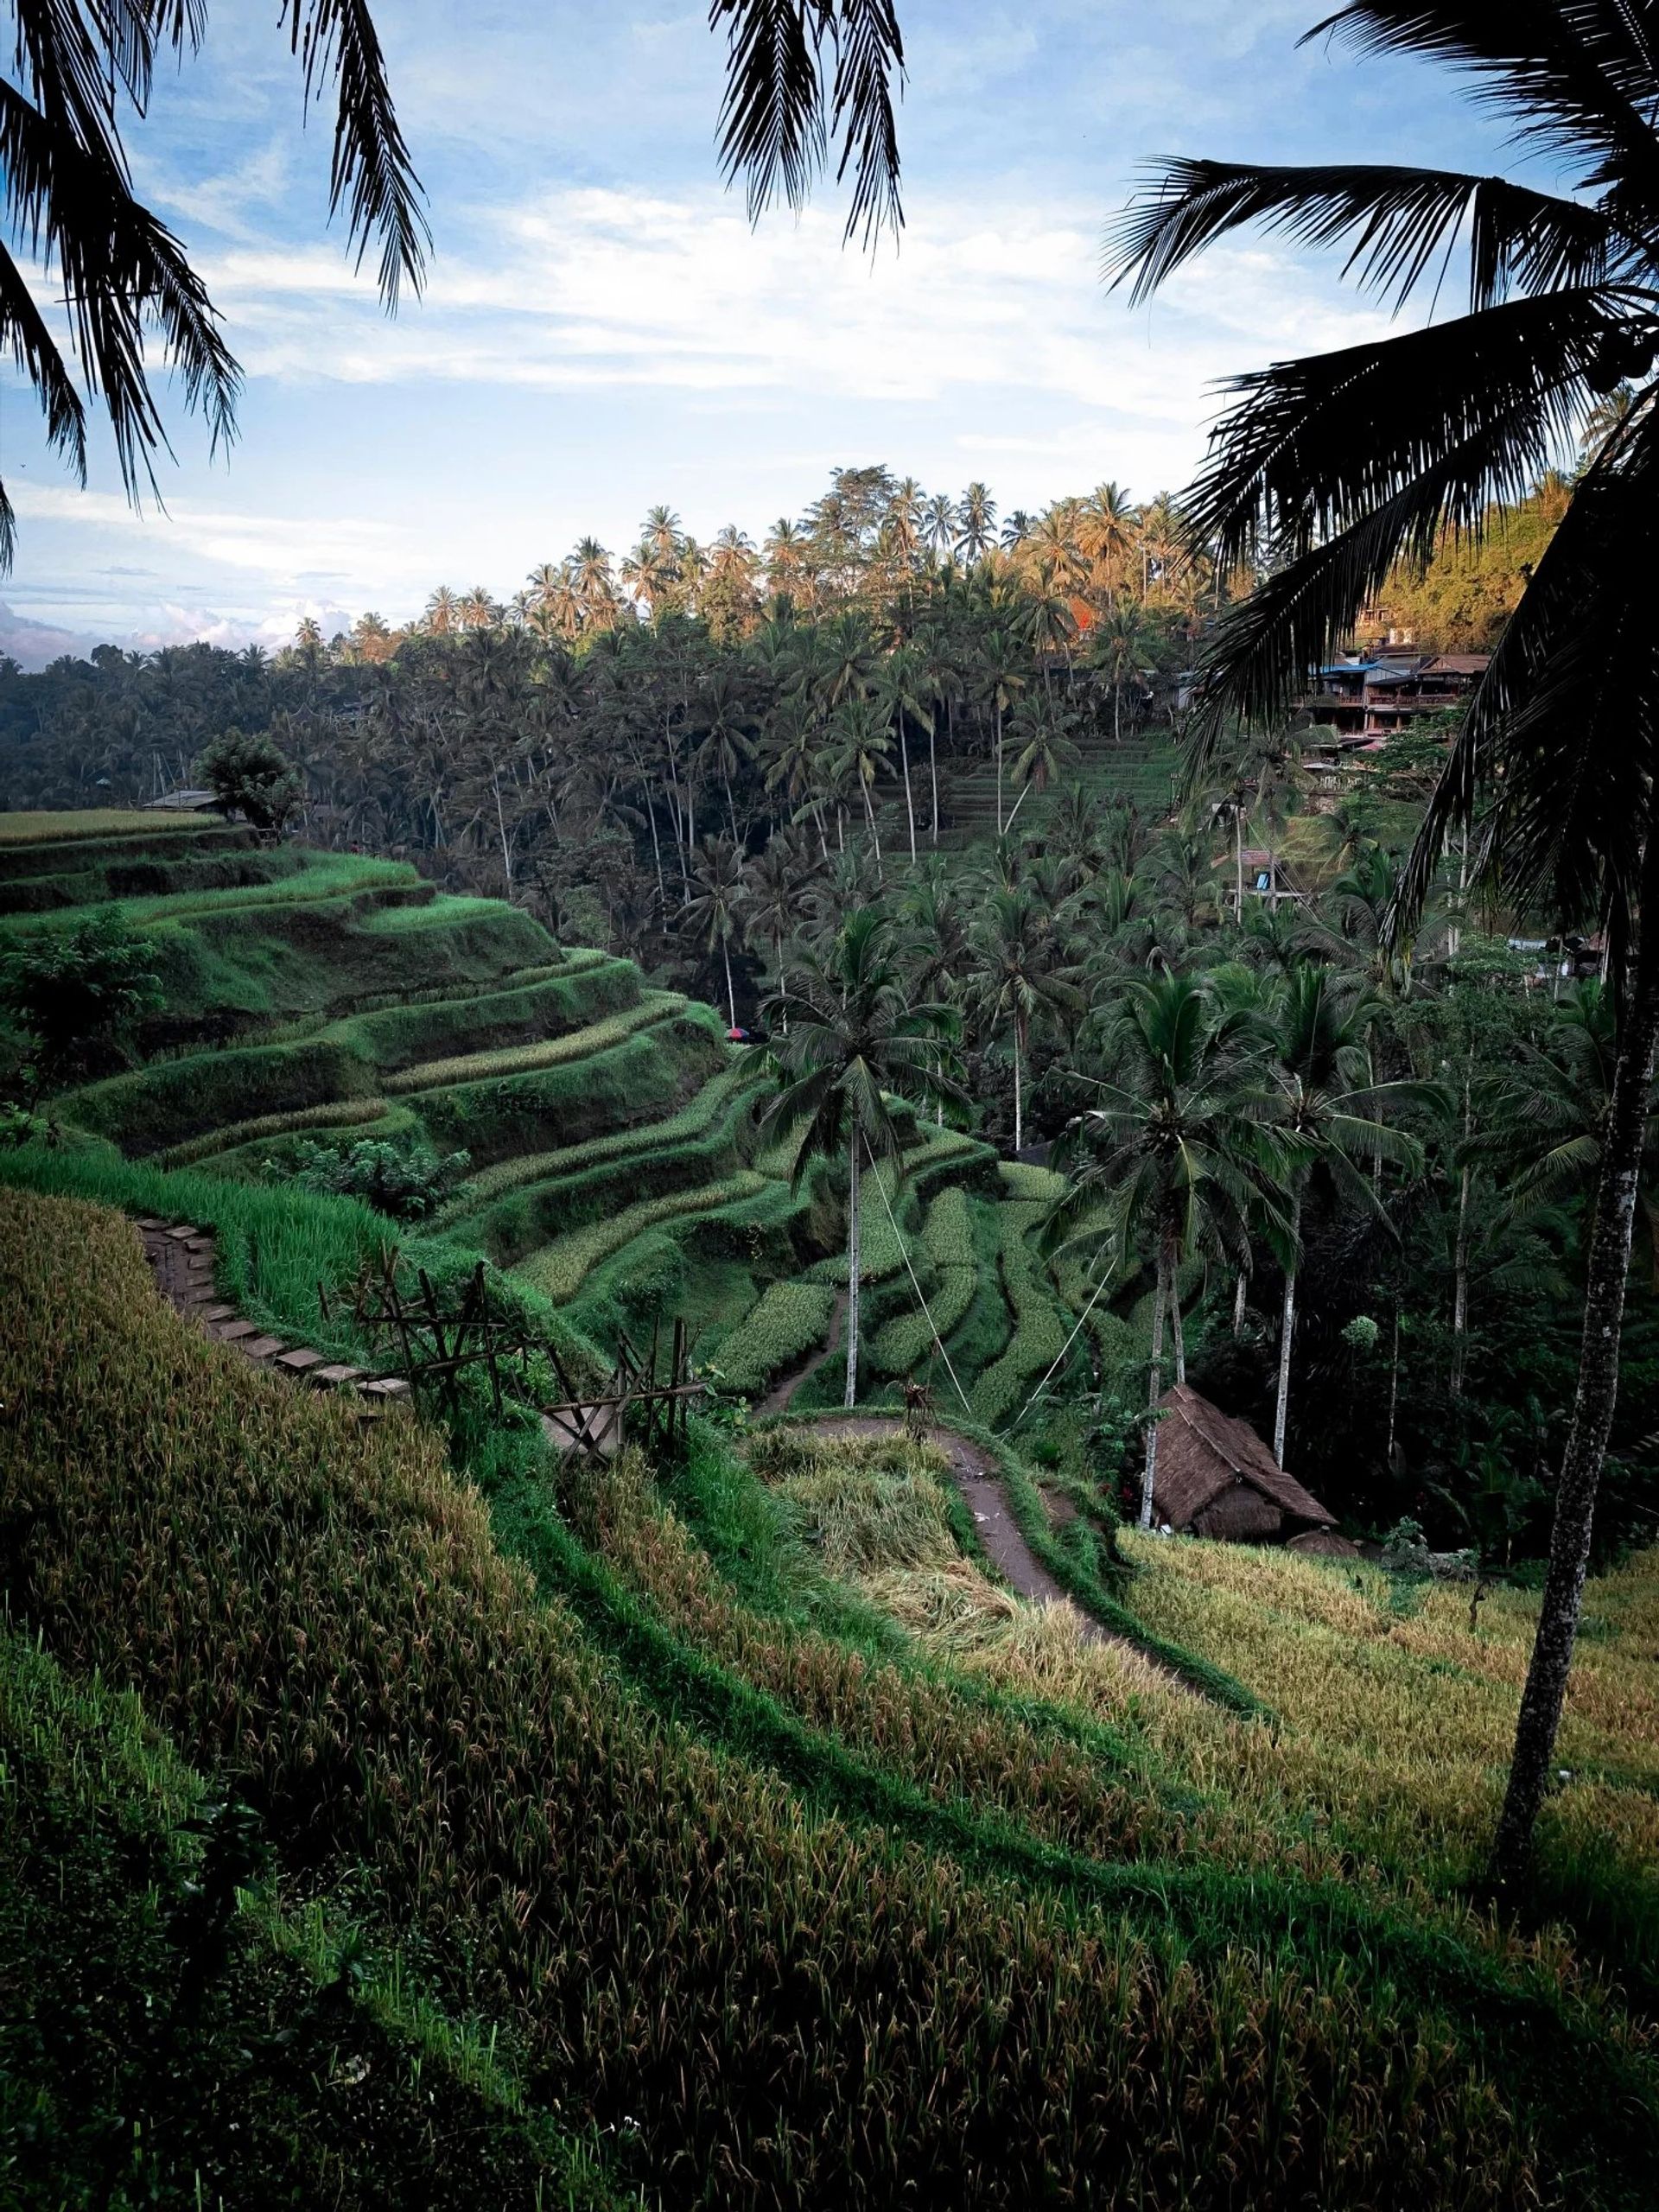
[6,1181,1655,2210]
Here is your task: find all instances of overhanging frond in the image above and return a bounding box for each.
[1109,157,1618,314]
[281,0,429,307]
[710,0,903,244]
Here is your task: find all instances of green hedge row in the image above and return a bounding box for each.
[514,1171,769,1303]
[970,1202,1076,1430]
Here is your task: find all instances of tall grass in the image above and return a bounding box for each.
[0,1624,635,2209]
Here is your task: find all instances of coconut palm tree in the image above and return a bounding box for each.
[1075,481,1142,607]
[1107,2,1659,1891]
[830,697,893,879]
[1248,963,1433,1463]
[956,481,998,565]
[873,644,933,863]
[682,836,749,1029]
[456,587,500,633]
[1005,696,1082,830]
[760,907,962,1408]
[977,627,1028,836]
[1051,971,1271,1526]
[965,887,1084,1154]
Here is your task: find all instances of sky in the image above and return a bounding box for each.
[2,1,1528,665]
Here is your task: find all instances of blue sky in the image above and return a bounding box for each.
[3,1,1523,663]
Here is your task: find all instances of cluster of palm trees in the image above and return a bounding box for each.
[326,467,1217,664]
[753,810,1633,1564]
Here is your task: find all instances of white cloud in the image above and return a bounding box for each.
[192,183,1391,436]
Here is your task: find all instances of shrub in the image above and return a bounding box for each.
[286,1133,472,1221]
[195,728,304,830]
[0,908,163,1078]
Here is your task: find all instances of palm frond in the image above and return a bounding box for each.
[0,237,86,518]
[1192,287,1638,574]
[281,0,429,307]
[710,0,903,244]
[1305,6,1659,214]
[1109,158,1616,313]
[0,80,240,516]
[1395,397,1659,941]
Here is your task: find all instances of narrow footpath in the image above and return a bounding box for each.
[755,1287,849,1414]
[135,1217,410,1408]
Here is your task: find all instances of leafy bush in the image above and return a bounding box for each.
[287,1134,472,1221]
[195,728,304,830]
[0,907,163,1077]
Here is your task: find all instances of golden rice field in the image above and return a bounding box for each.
[15,1182,1631,2209]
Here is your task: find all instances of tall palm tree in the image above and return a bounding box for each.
[1089,601,1157,743]
[874,644,933,863]
[830,696,893,878]
[919,491,958,562]
[1052,972,1269,1526]
[1247,963,1433,1463]
[682,836,749,1029]
[1107,2,1659,1891]
[1005,696,1081,830]
[760,907,961,1408]
[1075,481,1142,607]
[977,627,1027,836]
[956,481,998,565]
[966,888,1084,1154]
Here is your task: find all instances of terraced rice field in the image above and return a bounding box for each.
[3,817,1137,1416]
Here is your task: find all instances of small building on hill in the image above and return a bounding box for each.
[1153,1383,1356,1554]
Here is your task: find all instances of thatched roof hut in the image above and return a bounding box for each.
[1152,1384,1354,1550]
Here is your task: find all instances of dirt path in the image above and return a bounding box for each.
[799,1413,1187,1690]
[756,1287,849,1414]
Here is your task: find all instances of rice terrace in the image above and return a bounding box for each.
[3,5,1658,2208]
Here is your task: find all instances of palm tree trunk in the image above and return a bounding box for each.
[721,937,737,1030]
[1490,848,1659,1893]
[1386,1304,1401,1469]
[1012,1025,1022,1154]
[1233,1267,1248,1337]
[844,1133,862,1410]
[930,708,942,843]
[1141,1245,1169,1529]
[1168,1267,1186,1388]
[898,720,918,864]
[1273,1190,1302,1465]
[861,776,883,880]
[1236,810,1244,922]
[995,703,1005,836]
[1452,1162,1471,1397]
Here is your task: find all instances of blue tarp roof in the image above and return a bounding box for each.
[1318,661,1376,675]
